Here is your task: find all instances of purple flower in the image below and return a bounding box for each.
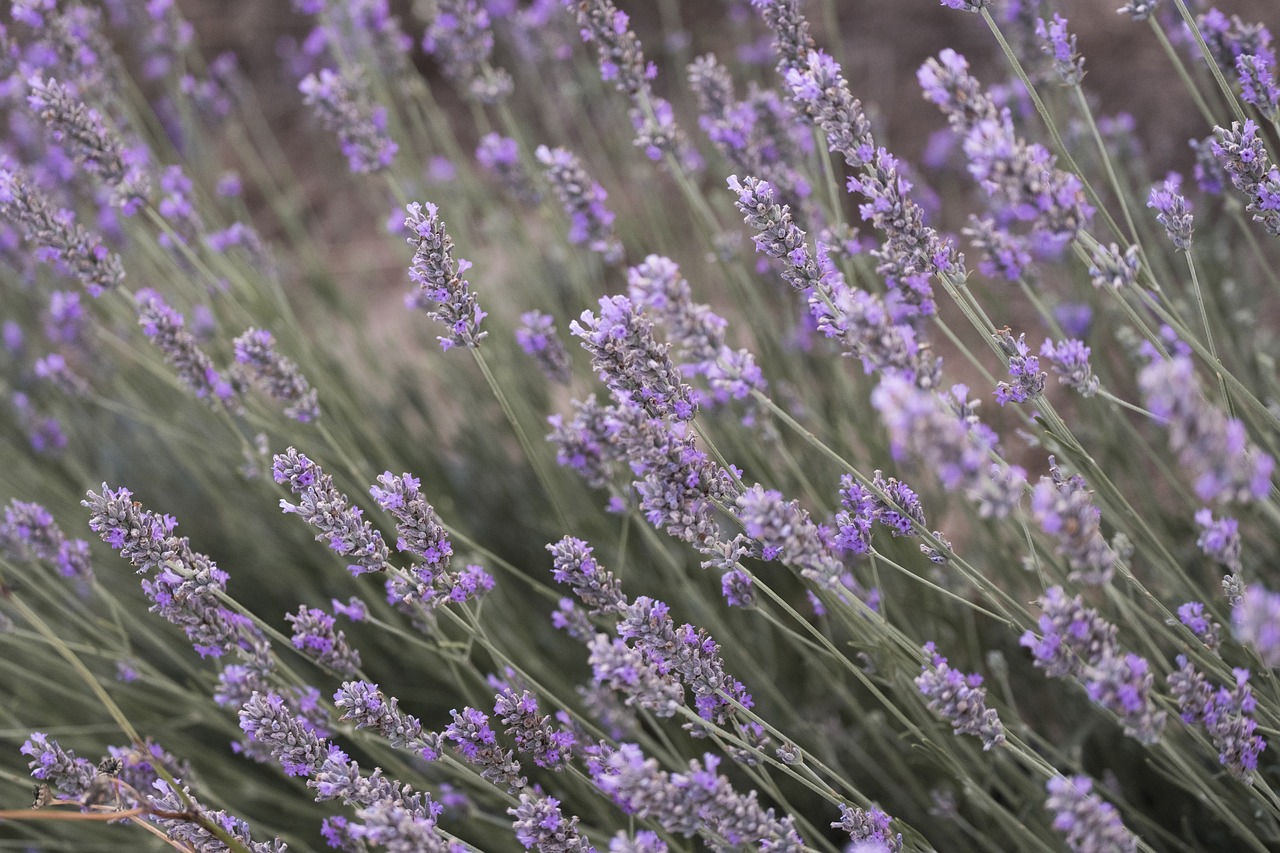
[1194,508,1242,572]
[782,49,873,167]
[1030,459,1117,585]
[536,145,623,263]
[1021,587,1165,743]
[1147,172,1194,250]
[587,634,684,717]
[1034,14,1085,85]
[477,132,540,203]
[238,692,328,777]
[286,605,361,676]
[831,804,902,851]
[509,792,593,852]
[1087,242,1139,290]
[403,201,487,350]
[737,483,843,589]
[1040,338,1099,397]
[272,447,391,576]
[1212,120,1280,236]
[0,498,93,585]
[965,216,1032,281]
[516,310,572,385]
[1169,657,1265,777]
[494,687,575,769]
[547,396,618,489]
[422,0,512,103]
[333,681,443,760]
[916,643,1005,749]
[1237,51,1280,122]
[1044,776,1137,853]
[232,328,320,422]
[25,75,150,212]
[1176,601,1221,649]
[0,165,124,296]
[298,67,397,173]
[548,535,626,616]
[20,733,97,797]
[940,0,990,10]
[444,706,525,791]
[993,328,1046,405]
[571,294,694,420]
[1233,585,1280,667]
[1138,350,1274,504]
[136,290,242,411]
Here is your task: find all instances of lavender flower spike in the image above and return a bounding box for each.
[298,67,398,174]
[1212,120,1280,236]
[536,145,623,263]
[1233,585,1280,668]
[26,75,150,212]
[916,642,1005,749]
[232,328,320,422]
[516,310,572,385]
[0,165,125,296]
[136,290,243,413]
[272,447,391,575]
[404,201,487,350]
[940,0,991,11]
[570,294,694,420]
[422,0,512,104]
[1,499,93,585]
[1044,776,1137,853]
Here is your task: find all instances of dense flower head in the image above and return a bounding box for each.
[1040,337,1099,397]
[232,328,320,422]
[494,687,575,769]
[1233,585,1280,668]
[1044,776,1137,853]
[477,132,541,203]
[0,498,93,585]
[333,680,443,760]
[1194,507,1242,572]
[831,804,902,851]
[1236,51,1280,122]
[536,145,623,262]
[286,605,361,676]
[964,216,1032,281]
[21,732,97,797]
[1030,458,1117,585]
[589,742,804,849]
[0,164,124,296]
[238,691,328,777]
[548,535,627,616]
[587,633,685,717]
[1021,587,1165,743]
[298,67,397,173]
[783,49,873,168]
[516,309,572,385]
[1212,120,1280,236]
[403,201,488,350]
[422,0,512,103]
[444,705,526,790]
[1169,657,1265,778]
[1147,172,1194,250]
[1034,14,1085,85]
[272,447,391,575]
[571,294,695,420]
[1137,349,1274,504]
[547,395,618,489]
[737,483,844,588]
[993,328,1046,405]
[916,642,1005,749]
[509,792,594,852]
[136,289,242,411]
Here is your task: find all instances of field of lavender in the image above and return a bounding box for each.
[3,0,1280,850]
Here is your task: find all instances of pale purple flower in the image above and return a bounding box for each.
[1044,776,1137,853]
[232,328,320,422]
[1176,601,1221,650]
[994,328,1046,405]
[1212,120,1280,236]
[1169,657,1265,777]
[516,310,572,385]
[571,294,694,420]
[547,395,618,489]
[587,633,684,717]
[0,165,124,296]
[403,201,487,350]
[510,792,594,852]
[21,732,97,797]
[422,0,512,103]
[1147,172,1194,250]
[536,145,622,263]
[916,642,1005,749]
[1087,242,1139,290]
[964,216,1032,281]
[782,49,873,168]
[286,605,361,677]
[494,687,575,769]
[548,535,626,616]
[1233,585,1280,667]
[1118,1,1158,21]
[1034,14,1085,85]
[1138,350,1274,504]
[25,75,150,212]
[136,290,242,411]
[272,447,391,576]
[940,0,990,11]
[737,483,843,589]
[1030,459,1117,585]
[444,706,526,791]
[1040,338,1100,397]
[1237,51,1280,122]
[298,67,397,173]
[332,681,443,760]
[831,804,901,851]
[477,132,540,203]
[0,499,93,585]
[1194,508,1242,572]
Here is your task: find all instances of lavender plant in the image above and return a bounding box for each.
[2,1,1280,852]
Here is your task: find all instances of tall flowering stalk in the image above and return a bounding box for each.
[403,201,488,350]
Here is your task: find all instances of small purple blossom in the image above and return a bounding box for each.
[536,145,623,263]
[422,0,512,103]
[272,447,391,576]
[494,687,575,770]
[403,201,487,350]
[333,681,443,760]
[1030,459,1117,585]
[1233,585,1280,667]
[286,605,362,677]
[509,792,594,852]
[1176,601,1221,650]
[239,691,328,777]
[1169,657,1265,777]
[1,499,93,585]
[444,706,525,791]
[1194,508,1242,572]
[1212,120,1280,236]
[993,328,1046,405]
[1044,776,1137,853]
[916,642,1005,749]
[136,290,242,411]
[1034,14,1085,85]
[831,804,902,851]
[1147,172,1194,250]
[1087,242,1139,290]
[298,67,397,173]
[1040,338,1099,397]
[232,328,320,422]
[516,310,572,385]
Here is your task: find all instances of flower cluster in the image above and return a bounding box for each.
[404,200,488,349]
